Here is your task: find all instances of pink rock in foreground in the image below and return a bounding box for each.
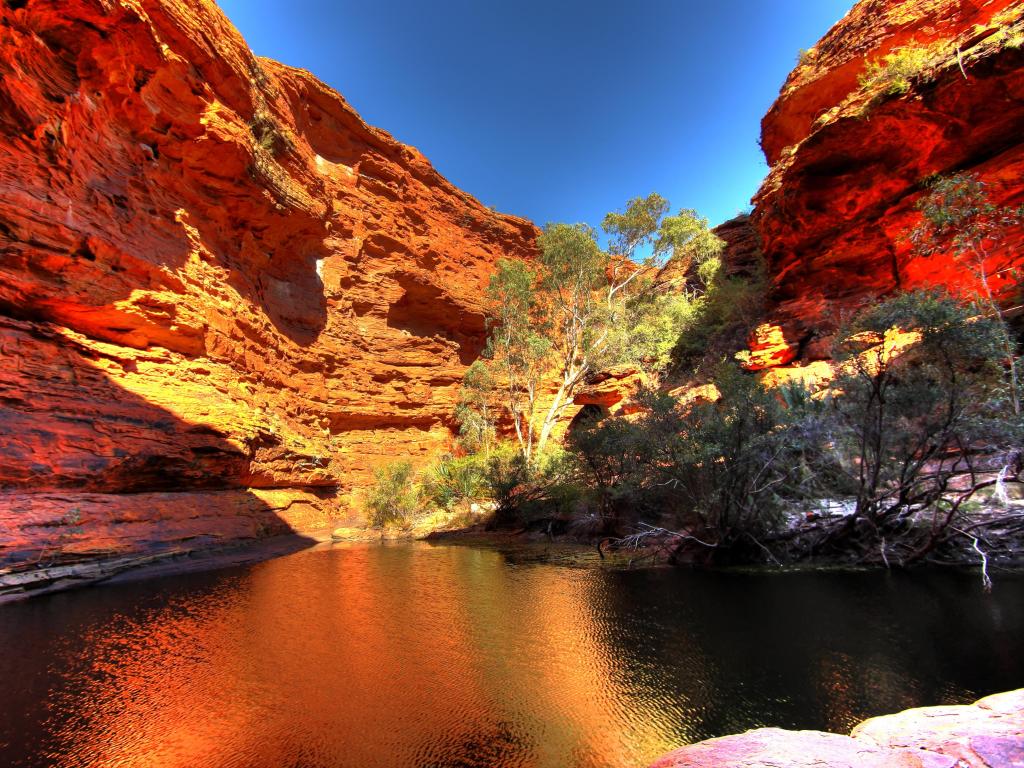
[649,689,1023,768]
[648,728,956,768]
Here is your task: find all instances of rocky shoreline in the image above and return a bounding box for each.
[4,520,1019,603]
[649,689,1024,768]
[0,530,336,603]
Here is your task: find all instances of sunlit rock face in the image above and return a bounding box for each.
[0,0,537,566]
[751,0,1024,367]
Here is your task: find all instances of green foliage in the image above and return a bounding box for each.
[484,444,581,528]
[536,222,609,371]
[604,243,764,375]
[486,259,541,330]
[542,201,730,378]
[422,453,489,511]
[466,187,754,486]
[608,292,702,371]
[249,111,290,156]
[857,41,945,96]
[910,173,1021,257]
[366,461,422,528]
[654,209,725,264]
[600,196,724,271]
[835,289,1000,361]
[484,258,551,460]
[538,222,606,291]
[571,366,799,547]
[570,290,1022,562]
[454,361,497,454]
[473,194,727,465]
[602,193,670,262]
[827,290,1017,524]
[909,173,1022,414]
[671,255,767,372]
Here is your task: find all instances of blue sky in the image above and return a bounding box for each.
[218,1,852,228]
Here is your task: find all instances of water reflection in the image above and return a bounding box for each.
[0,543,1022,768]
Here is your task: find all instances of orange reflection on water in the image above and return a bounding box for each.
[7,544,1021,768]
[46,543,689,768]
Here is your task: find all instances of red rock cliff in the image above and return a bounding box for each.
[0,0,537,568]
[749,0,1024,368]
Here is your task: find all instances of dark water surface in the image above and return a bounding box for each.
[1,542,1022,768]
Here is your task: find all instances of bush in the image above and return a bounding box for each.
[571,366,802,552]
[453,361,497,454]
[573,292,1023,564]
[857,41,945,96]
[366,461,422,528]
[484,444,581,529]
[607,291,701,373]
[824,291,1017,528]
[598,233,766,380]
[421,453,489,511]
[670,258,767,375]
[248,111,292,156]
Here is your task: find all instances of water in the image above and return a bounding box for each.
[1,542,1022,768]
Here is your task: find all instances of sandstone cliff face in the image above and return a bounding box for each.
[749,0,1024,370]
[6,0,1023,574]
[0,0,537,568]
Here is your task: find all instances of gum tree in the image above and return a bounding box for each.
[531,196,724,454]
[480,258,551,463]
[462,194,724,464]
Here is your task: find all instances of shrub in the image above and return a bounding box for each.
[574,292,1022,565]
[601,246,766,377]
[571,366,802,550]
[421,453,489,511]
[366,461,422,528]
[484,444,581,529]
[453,361,497,454]
[826,291,1015,525]
[248,111,291,156]
[909,173,1023,413]
[670,256,767,374]
[857,41,945,96]
[606,291,701,373]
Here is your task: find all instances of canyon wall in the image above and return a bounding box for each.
[0,0,537,569]
[4,0,1024,574]
[747,0,1024,372]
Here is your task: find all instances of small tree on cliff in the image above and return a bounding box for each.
[460,194,723,464]
[481,259,551,464]
[454,361,497,456]
[910,173,1023,413]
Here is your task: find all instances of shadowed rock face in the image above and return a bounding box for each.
[0,0,537,568]
[4,0,1023,571]
[750,0,1024,367]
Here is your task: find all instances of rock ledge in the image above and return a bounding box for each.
[649,689,1024,768]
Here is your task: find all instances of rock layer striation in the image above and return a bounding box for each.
[0,0,537,571]
[749,0,1024,370]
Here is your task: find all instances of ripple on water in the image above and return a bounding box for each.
[1,542,1023,768]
